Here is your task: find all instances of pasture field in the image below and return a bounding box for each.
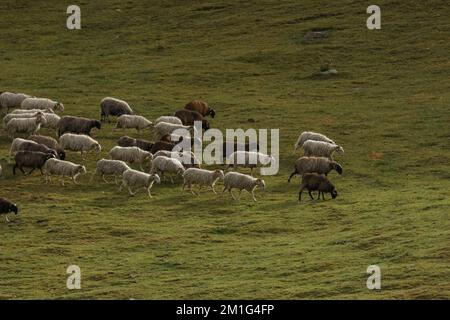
[0,0,449,299]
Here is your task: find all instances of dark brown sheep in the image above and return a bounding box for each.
[0,197,18,223]
[100,97,133,122]
[117,136,153,152]
[298,173,337,202]
[222,141,259,159]
[288,156,342,182]
[17,141,59,159]
[28,135,65,160]
[57,116,101,137]
[13,151,55,175]
[150,141,177,154]
[174,109,210,131]
[184,100,215,118]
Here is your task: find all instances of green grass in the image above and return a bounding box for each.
[0,0,449,299]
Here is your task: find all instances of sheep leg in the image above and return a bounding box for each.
[308,190,314,200]
[322,192,326,200]
[170,175,174,184]
[102,174,111,184]
[230,190,237,200]
[5,215,10,223]
[298,187,305,202]
[118,181,125,192]
[147,187,153,198]
[27,168,35,175]
[287,171,296,182]
[72,174,80,185]
[19,166,26,175]
[251,190,257,202]
[128,187,136,196]
[211,184,217,195]
[89,172,96,183]
[61,176,65,186]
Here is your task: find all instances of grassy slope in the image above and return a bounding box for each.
[0,0,449,299]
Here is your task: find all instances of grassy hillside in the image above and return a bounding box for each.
[0,0,449,299]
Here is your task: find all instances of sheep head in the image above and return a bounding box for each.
[55,102,64,112]
[214,169,224,180]
[256,178,265,190]
[93,120,101,130]
[150,174,161,184]
[331,189,338,199]
[77,165,87,175]
[333,162,343,174]
[10,203,18,215]
[335,145,344,155]
[208,108,216,118]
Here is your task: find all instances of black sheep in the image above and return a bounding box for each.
[57,116,101,136]
[0,197,18,223]
[298,173,337,201]
[13,151,55,175]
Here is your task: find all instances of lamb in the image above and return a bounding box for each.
[150,141,177,154]
[108,146,153,171]
[6,113,46,138]
[21,97,64,112]
[115,114,152,132]
[90,159,131,184]
[100,97,133,122]
[0,92,32,113]
[57,116,101,136]
[222,172,265,202]
[152,122,195,141]
[154,115,182,125]
[174,109,210,131]
[0,197,18,223]
[294,131,335,151]
[154,150,200,169]
[149,156,185,183]
[13,151,55,175]
[184,100,216,118]
[298,173,337,201]
[119,169,160,198]
[302,140,344,159]
[43,158,87,186]
[59,133,101,158]
[288,156,343,182]
[28,135,65,160]
[117,136,153,151]
[226,151,275,175]
[11,108,54,114]
[182,168,224,195]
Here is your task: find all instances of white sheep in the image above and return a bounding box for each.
[43,158,87,186]
[226,151,275,175]
[115,114,152,131]
[152,122,195,141]
[302,140,344,159]
[59,133,101,158]
[40,113,61,130]
[11,108,54,114]
[153,150,200,168]
[119,169,160,198]
[9,138,36,162]
[90,159,131,184]
[3,111,44,125]
[0,92,32,113]
[154,115,182,125]
[6,114,46,138]
[182,168,224,195]
[21,97,64,112]
[108,146,153,171]
[294,131,335,151]
[222,172,266,202]
[149,156,185,183]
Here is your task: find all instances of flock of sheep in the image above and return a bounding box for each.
[0,91,345,222]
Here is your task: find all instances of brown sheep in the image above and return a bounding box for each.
[57,116,101,137]
[28,135,66,160]
[150,141,177,154]
[117,136,153,152]
[184,100,215,118]
[13,151,55,175]
[298,173,337,202]
[0,197,18,223]
[174,109,210,130]
[17,141,59,159]
[288,156,342,182]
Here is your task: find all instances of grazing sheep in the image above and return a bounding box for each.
[303,140,344,159]
[43,158,87,186]
[182,168,224,195]
[294,131,335,151]
[15,141,58,160]
[9,138,35,162]
[115,114,152,131]
[57,116,101,136]
[160,133,202,147]
[298,173,337,201]
[226,151,274,175]
[154,115,182,125]
[152,122,195,141]
[288,156,343,182]
[59,133,101,158]
[0,197,18,223]
[222,172,265,202]
[0,92,31,113]
[40,113,61,130]
[174,109,210,130]
[119,169,160,198]
[90,159,131,184]
[184,100,216,118]
[21,97,64,112]
[3,111,44,125]
[109,146,153,171]
[11,108,54,114]
[149,156,185,183]
[154,150,200,169]
[117,135,153,151]
[28,135,65,160]
[150,141,177,154]
[100,97,133,122]
[222,141,259,159]
[13,151,55,175]
[6,113,46,138]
